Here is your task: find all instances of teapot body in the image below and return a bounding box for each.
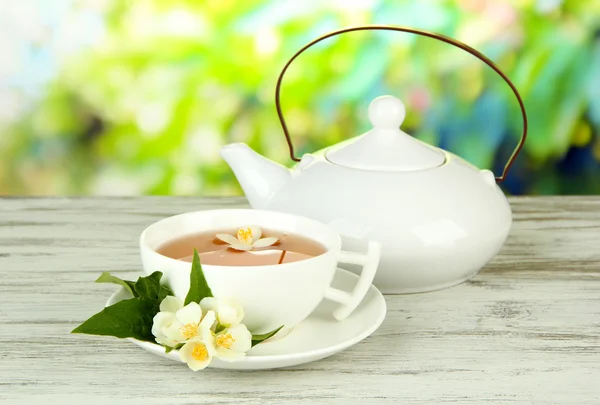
[221,93,520,293]
[258,151,511,293]
[223,25,528,293]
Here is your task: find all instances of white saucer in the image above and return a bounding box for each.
[106,268,386,370]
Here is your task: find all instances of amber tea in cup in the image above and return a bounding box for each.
[156,228,327,266]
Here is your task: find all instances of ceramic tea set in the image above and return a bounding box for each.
[127,208,384,370]
[108,26,527,370]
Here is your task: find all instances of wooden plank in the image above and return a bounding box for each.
[0,197,599,404]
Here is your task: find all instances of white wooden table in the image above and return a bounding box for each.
[1,196,599,404]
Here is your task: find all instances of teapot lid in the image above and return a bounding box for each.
[325,96,446,171]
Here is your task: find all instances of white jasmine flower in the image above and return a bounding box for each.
[152,311,183,347]
[216,226,278,251]
[178,311,217,371]
[152,296,215,346]
[206,323,252,362]
[179,339,214,371]
[159,295,183,313]
[152,296,254,369]
[200,297,244,328]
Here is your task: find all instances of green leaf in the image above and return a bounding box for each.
[134,271,173,301]
[164,343,183,353]
[251,325,284,347]
[73,272,174,344]
[184,249,213,305]
[71,297,157,342]
[95,272,137,297]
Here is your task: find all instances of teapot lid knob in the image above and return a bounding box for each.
[368,96,406,129]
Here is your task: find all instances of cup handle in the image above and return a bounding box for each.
[324,241,382,321]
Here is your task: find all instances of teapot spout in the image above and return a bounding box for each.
[221,143,291,209]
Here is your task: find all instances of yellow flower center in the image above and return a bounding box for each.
[191,343,209,361]
[216,333,234,349]
[180,323,198,339]
[237,227,253,244]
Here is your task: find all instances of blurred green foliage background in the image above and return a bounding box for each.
[0,0,599,196]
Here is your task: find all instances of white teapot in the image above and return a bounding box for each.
[221,26,528,293]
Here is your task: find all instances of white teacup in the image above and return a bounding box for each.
[140,209,381,333]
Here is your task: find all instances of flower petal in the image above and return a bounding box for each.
[176,302,202,326]
[217,300,244,327]
[152,312,175,334]
[218,306,238,327]
[154,335,174,347]
[163,319,186,344]
[249,226,262,242]
[153,311,176,327]
[216,234,239,245]
[227,324,252,353]
[215,349,246,362]
[152,312,176,343]
[252,237,279,248]
[228,243,253,251]
[200,310,217,333]
[159,296,182,313]
[200,297,217,313]
[202,332,215,353]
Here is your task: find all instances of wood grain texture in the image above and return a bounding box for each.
[0,196,599,404]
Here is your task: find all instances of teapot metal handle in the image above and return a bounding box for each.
[274,25,528,183]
